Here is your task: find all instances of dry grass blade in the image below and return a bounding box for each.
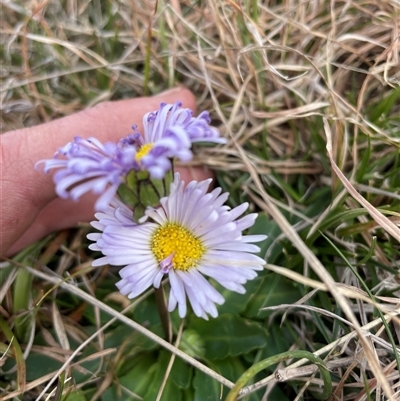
[238,306,400,397]
[325,118,400,243]
[24,266,234,391]
[216,100,395,399]
[155,321,184,401]
[2,0,400,399]
[264,263,400,317]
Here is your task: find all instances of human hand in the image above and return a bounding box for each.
[1,88,212,257]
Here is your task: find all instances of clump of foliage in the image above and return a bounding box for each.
[1,0,400,400]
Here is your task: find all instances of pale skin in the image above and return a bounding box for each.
[1,87,212,257]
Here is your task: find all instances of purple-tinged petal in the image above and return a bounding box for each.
[38,136,139,210]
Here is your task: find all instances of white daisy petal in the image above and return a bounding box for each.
[92,256,110,267]
[168,290,178,312]
[242,234,268,243]
[214,242,261,253]
[178,302,187,318]
[119,259,156,279]
[218,280,246,293]
[236,213,258,231]
[169,269,187,305]
[88,173,267,319]
[153,271,164,288]
[198,264,256,283]
[206,249,266,267]
[184,285,205,318]
[115,279,133,296]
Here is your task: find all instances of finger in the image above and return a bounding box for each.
[1,88,196,256]
[2,87,196,206]
[7,166,214,256]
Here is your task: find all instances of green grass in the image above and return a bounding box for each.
[2,0,400,400]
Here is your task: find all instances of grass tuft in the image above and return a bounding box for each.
[2,0,400,400]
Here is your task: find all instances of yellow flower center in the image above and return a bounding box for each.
[151,223,206,271]
[135,143,154,162]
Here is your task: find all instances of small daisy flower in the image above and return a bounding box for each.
[38,103,224,212]
[185,110,226,144]
[88,173,266,320]
[122,102,226,179]
[37,136,137,211]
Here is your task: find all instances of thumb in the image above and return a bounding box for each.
[1,88,197,256]
[2,87,197,206]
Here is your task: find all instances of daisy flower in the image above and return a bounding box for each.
[185,110,226,144]
[38,102,225,211]
[122,102,226,179]
[37,136,137,211]
[88,173,266,320]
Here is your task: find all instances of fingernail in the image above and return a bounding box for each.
[154,87,184,97]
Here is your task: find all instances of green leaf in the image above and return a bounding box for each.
[102,353,156,401]
[13,266,34,342]
[63,390,87,401]
[369,86,400,124]
[0,315,26,390]
[143,351,183,401]
[193,369,222,401]
[247,213,283,263]
[24,353,62,381]
[243,273,301,319]
[211,357,260,400]
[170,356,192,389]
[259,323,296,360]
[189,314,267,360]
[215,277,263,315]
[211,357,246,382]
[132,295,164,339]
[0,264,15,287]
[355,135,371,182]
[104,323,158,352]
[179,329,206,358]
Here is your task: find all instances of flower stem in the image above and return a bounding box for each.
[225,350,332,401]
[154,285,172,343]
